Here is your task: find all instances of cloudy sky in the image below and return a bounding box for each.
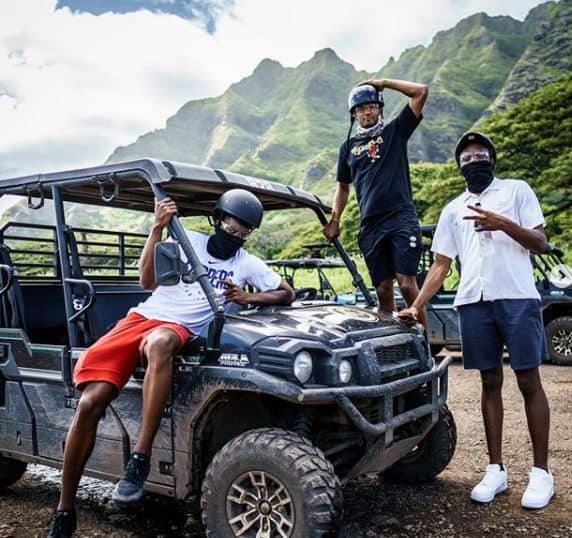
[0,0,547,178]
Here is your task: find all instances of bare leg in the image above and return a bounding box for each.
[396,272,428,340]
[133,328,180,456]
[514,367,550,470]
[375,277,395,314]
[58,382,117,511]
[480,366,504,465]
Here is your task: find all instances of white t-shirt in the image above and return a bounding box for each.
[431,178,544,307]
[130,231,282,334]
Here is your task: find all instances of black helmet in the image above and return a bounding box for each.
[348,84,384,115]
[454,131,497,168]
[213,189,264,229]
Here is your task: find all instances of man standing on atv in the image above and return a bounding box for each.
[323,78,428,333]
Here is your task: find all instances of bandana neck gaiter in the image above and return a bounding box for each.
[207,227,245,260]
[461,161,494,194]
[356,117,384,139]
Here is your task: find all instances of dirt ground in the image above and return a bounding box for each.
[0,358,571,538]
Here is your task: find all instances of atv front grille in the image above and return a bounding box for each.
[257,355,291,377]
[373,342,420,380]
[375,343,412,363]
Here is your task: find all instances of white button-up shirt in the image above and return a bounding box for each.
[431,178,544,307]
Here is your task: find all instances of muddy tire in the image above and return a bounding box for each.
[546,316,572,366]
[200,427,343,537]
[384,405,456,484]
[0,455,27,488]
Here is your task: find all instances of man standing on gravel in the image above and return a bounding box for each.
[398,132,554,509]
[323,78,429,334]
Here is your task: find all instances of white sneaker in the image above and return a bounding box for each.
[471,464,508,503]
[521,467,554,509]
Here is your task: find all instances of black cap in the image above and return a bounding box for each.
[454,131,496,167]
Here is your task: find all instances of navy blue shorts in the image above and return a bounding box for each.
[457,299,548,371]
[358,212,422,286]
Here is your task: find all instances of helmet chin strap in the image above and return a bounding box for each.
[344,116,355,161]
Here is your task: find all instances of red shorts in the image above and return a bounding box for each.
[73,312,192,393]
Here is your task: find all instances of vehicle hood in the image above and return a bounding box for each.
[220,302,415,348]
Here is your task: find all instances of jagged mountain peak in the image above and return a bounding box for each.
[231,58,286,102]
[309,47,343,63]
[247,58,285,83]
[444,11,523,35]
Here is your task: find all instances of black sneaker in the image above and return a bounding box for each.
[47,509,77,538]
[112,452,150,505]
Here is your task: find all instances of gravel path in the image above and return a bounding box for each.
[1,360,571,537]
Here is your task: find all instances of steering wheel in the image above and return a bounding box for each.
[294,287,318,301]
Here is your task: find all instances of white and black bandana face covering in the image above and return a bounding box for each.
[356,117,384,139]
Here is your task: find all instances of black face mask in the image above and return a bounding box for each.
[207,227,245,260]
[461,161,494,194]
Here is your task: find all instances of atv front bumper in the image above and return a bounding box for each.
[299,355,451,437]
[303,355,452,481]
[196,355,451,480]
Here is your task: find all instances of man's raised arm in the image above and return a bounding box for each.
[358,78,429,118]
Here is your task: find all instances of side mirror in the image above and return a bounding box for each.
[154,242,188,286]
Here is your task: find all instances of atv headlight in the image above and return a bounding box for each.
[293,351,313,384]
[338,359,352,384]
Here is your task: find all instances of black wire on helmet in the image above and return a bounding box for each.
[344,116,355,162]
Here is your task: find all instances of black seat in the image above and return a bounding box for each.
[65,228,102,346]
[179,335,205,355]
[0,245,27,331]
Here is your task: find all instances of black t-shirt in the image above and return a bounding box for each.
[337,104,421,222]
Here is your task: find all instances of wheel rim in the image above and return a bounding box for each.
[226,470,295,537]
[552,328,572,356]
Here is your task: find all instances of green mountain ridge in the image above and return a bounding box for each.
[107,1,571,196]
[484,1,572,117]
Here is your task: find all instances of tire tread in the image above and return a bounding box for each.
[201,427,343,537]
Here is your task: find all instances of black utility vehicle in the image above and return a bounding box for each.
[0,160,455,537]
[532,245,572,365]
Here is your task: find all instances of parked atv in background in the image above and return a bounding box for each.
[266,244,348,302]
[0,159,455,536]
[531,245,572,365]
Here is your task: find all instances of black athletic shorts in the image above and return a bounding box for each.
[358,211,422,286]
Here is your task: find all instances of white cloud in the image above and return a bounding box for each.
[0,0,545,178]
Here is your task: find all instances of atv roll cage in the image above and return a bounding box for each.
[0,159,376,354]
